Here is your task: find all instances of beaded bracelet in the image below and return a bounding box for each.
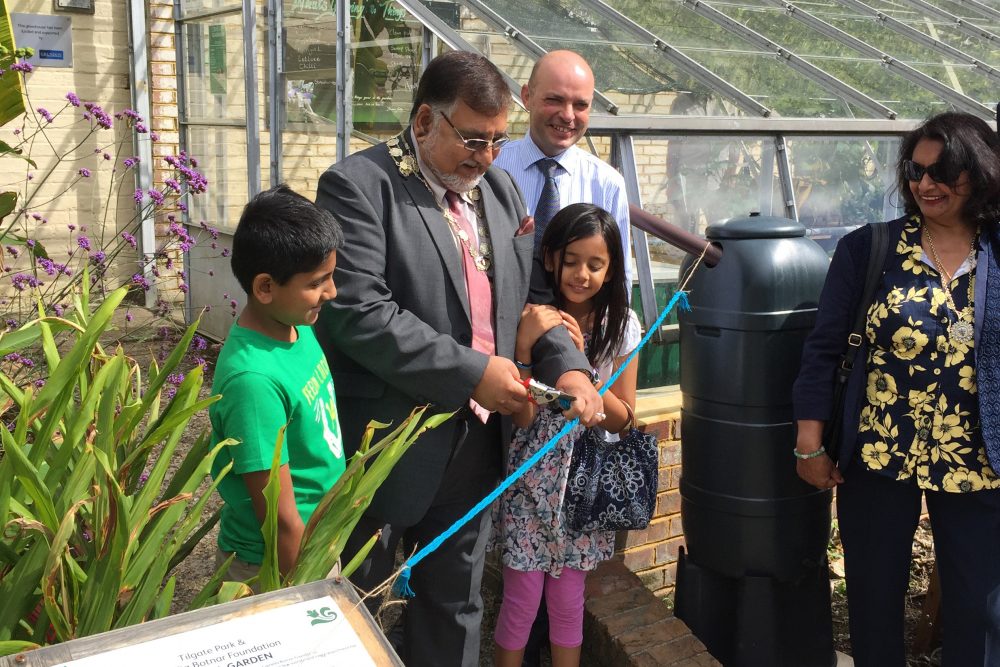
[793,445,826,460]
[514,359,533,370]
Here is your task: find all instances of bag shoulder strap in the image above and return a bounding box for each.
[840,222,889,376]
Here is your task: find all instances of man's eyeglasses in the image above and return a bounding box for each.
[440,112,509,153]
[903,159,963,184]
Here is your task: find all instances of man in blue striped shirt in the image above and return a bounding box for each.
[494,50,632,289]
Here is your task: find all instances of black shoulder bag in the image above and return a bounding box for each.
[821,222,889,461]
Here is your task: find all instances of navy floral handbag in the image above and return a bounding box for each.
[564,426,659,531]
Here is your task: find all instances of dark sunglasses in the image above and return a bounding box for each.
[903,159,963,184]
[439,111,510,153]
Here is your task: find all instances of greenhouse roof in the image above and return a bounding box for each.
[400,0,998,129]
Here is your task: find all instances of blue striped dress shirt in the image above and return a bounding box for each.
[494,135,632,288]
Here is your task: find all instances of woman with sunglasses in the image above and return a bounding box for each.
[793,111,1000,666]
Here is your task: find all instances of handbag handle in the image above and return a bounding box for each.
[837,222,889,384]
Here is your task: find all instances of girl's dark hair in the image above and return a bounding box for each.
[540,203,630,367]
[897,111,1000,225]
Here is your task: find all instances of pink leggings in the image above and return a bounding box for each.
[494,566,587,649]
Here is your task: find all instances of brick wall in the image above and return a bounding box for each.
[1,0,135,305]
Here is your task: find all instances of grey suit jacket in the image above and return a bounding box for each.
[314,131,588,525]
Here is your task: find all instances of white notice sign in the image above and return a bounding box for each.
[53,597,376,667]
[11,14,73,68]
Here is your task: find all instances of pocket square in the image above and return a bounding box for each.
[516,216,535,237]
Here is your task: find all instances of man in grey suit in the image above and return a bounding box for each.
[314,51,602,667]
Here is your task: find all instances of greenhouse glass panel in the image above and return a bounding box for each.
[922,0,1000,23]
[185,126,252,234]
[602,0,864,116]
[417,0,749,116]
[281,1,424,140]
[634,136,783,236]
[180,14,247,124]
[784,136,903,234]
[694,0,956,117]
[626,135,786,387]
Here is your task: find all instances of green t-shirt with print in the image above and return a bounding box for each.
[210,323,346,564]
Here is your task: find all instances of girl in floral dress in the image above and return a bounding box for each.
[492,203,641,667]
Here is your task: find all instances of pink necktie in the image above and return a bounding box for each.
[446,191,495,423]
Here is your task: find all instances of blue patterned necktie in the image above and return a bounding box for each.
[978,229,1000,472]
[534,158,561,247]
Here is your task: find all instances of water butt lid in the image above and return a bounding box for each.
[707,212,805,240]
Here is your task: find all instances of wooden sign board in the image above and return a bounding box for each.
[0,579,401,667]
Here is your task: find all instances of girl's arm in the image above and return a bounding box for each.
[602,355,638,435]
[513,305,567,428]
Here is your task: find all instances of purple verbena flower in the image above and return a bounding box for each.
[221,248,231,257]
[53,304,64,316]
[148,189,164,206]
[121,231,137,249]
[135,122,148,134]
[134,189,144,205]
[66,92,81,107]
[164,178,180,192]
[77,236,91,251]
[103,153,111,160]
[125,311,133,322]
[131,273,151,291]
[123,156,139,168]
[5,246,18,258]
[33,378,44,388]
[89,105,112,129]
[11,60,33,74]
[36,107,52,123]
[78,168,91,178]
[89,250,106,264]
[11,273,40,291]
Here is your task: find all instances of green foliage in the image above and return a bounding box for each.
[0,285,237,654]
[255,407,455,592]
[0,2,26,127]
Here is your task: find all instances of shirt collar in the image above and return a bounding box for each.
[524,131,578,175]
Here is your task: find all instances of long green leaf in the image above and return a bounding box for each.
[0,423,58,531]
[119,318,200,441]
[0,539,48,641]
[0,318,75,357]
[0,3,25,126]
[0,641,40,657]
[257,425,287,594]
[185,553,237,612]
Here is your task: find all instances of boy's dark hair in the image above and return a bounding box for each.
[897,111,1000,226]
[540,203,630,367]
[231,184,344,294]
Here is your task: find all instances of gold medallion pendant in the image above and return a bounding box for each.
[949,319,974,344]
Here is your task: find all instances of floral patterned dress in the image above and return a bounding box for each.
[491,311,641,576]
[857,217,1000,492]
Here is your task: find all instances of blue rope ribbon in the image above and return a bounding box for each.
[393,290,691,598]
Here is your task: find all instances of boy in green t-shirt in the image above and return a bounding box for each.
[210,184,346,581]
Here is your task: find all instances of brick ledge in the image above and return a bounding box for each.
[583,558,719,667]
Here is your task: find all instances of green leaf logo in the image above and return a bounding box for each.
[306,606,338,625]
